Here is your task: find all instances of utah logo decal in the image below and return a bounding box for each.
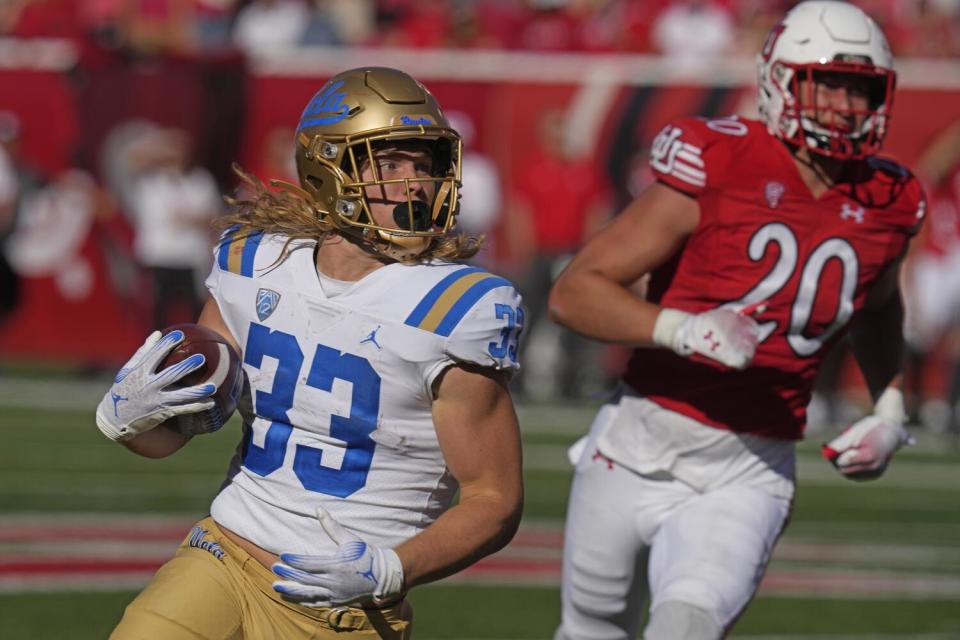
[256,288,281,321]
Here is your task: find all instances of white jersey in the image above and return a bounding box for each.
[204,231,523,556]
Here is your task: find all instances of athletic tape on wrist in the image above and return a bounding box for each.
[873,387,906,424]
[652,308,691,352]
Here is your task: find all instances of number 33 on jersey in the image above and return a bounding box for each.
[628,115,925,440]
[204,232,523,552]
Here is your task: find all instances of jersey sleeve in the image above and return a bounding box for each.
[649,117,735,197]
[904,177,928,237]
[414,273,523,394]
[444,282,524,373]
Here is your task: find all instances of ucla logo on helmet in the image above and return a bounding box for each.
[256,288,281,321]
[298,80,350,130]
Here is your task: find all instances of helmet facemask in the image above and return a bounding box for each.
[756,1,897,162]
[341,133,461,257]
[773,60,895,160]
[293,67,464,261]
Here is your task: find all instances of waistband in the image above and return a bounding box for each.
[186,517,407,630]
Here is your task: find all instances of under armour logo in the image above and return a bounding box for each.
[841,202,865,224]
[111,392,127,417]
[360,326,383,350]
[703,330,721,352]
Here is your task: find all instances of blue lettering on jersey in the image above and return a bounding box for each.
[488,303,524,364]
[242,323,380,498]
[298,80,350,130]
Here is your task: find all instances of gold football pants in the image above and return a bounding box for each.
[110,517,412,640]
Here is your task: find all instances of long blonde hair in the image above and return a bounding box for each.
[218,166,483,265]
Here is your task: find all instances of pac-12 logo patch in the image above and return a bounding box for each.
[256,288,281,321]
[764,181,785,208]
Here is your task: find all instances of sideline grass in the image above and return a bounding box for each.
[1,404,959,637]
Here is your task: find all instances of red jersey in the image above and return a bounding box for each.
[623,116,925,440]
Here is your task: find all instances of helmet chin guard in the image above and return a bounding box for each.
[294,67,463,260]
[757,1,896,160]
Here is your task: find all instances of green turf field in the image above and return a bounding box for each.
[1,398,959,639]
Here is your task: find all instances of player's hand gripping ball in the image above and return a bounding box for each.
[158,323,243,436]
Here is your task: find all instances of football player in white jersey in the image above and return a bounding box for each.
[95,67,525,639]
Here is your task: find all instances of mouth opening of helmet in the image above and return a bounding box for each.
[780,60,895,160]
[336,129,462,239]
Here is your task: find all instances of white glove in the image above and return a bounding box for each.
[272,506,405,607]
[821,388,914,481]
[95,330,216,442]
[653,306,762,370]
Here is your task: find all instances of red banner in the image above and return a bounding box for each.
[1,54,958,367]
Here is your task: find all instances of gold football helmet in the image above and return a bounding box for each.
[294,67,462,260]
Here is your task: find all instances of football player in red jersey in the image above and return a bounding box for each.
[549,2,925,639]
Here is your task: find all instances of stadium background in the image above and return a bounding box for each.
[0,1,959,638]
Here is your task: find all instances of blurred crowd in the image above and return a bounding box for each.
[1,0,960,431]
[1,0,959,59]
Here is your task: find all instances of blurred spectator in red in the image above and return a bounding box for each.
[376,0,454,48]
[892,0,959,57]
[446,110,503,269]
[5,0,84,40]
[652,0,735,64]
[471,0,531,48]
[250,125,298,185]
[5,169,105,310]
[509,108,611,398]
[233,0,310,53]
[732,0,793,56]
[121,0,197,55]
[903,119,960,433]
[0,111,26,324]
[517,0,582,51]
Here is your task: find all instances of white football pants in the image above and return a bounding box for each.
[556,398,794,640]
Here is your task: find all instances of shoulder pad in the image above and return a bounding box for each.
[404,265,523,371]
[867,156,911,179]
[214,226,266,278]
[446,281,523,372]
[404,266,515,337]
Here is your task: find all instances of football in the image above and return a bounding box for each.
[158,323,243,436]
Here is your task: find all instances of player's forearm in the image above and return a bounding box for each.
[849,291,906,401]
[549,268,662,345]
[394,488,522,590]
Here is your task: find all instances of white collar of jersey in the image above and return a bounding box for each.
[315,269,354,298]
